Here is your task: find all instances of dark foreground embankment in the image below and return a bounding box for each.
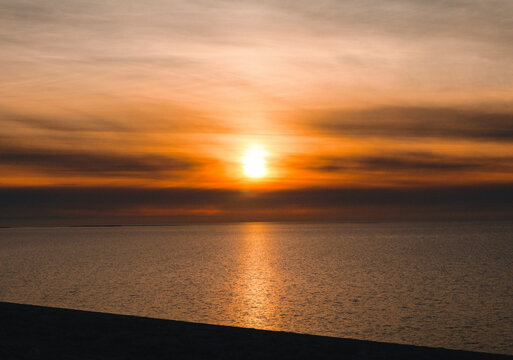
[0,302,511,360]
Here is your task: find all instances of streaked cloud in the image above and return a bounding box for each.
[308,152,513,173]
[1,184,512,225]
[2,0,512,107]
[0,144,197,176]
[304,107,513,142]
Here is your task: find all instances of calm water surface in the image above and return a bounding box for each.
[0,222,512,354]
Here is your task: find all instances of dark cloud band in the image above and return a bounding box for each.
[309,106,513,142]
[1,184,512,225]
[0,145,196,176]
[307,152,513,173]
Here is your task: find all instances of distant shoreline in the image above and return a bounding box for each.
[0,302,510,359]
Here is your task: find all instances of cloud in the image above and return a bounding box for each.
[307,106,513,142]
[244,185,513,209]
[0,187,237,215]
[1,184,512,225]
[0,110,130,133]
[0,144,197,176]
[273,0,513,44]
[307,151,513,173]
[2,0,512,108]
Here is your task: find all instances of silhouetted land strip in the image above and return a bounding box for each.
[1,302,511,359]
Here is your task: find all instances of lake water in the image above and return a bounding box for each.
[0,222,512,355]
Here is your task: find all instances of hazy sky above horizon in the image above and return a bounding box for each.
[1,0,513,224]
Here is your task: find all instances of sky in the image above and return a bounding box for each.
[1,0,513,225]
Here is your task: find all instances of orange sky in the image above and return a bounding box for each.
[1,0,513,224]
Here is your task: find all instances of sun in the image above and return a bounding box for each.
[242,145,268,178]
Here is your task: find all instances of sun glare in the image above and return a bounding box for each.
[242,145,268,178]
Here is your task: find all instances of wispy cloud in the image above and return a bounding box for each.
[0,110,130,133]
[306,107,513,142]
[307,151,513,173]
[2,0,512,107]
[0,144,197,176]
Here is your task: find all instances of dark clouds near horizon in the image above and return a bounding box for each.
[1,184,512,226]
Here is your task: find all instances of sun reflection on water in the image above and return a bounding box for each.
[235,222,281,330]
